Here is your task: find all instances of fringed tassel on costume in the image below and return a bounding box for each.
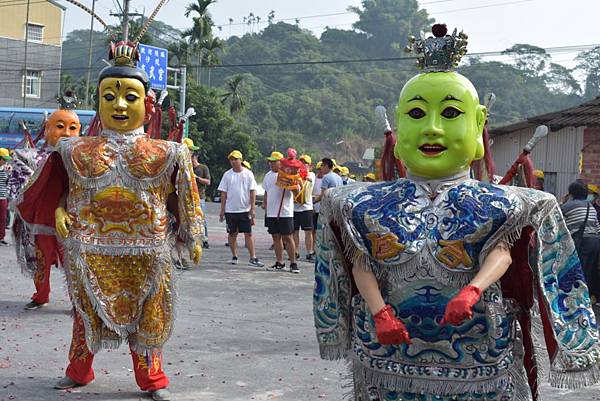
[86,115,102,137]
[482,125,495,180]
[381,130,403,181]
[522,154,535,188]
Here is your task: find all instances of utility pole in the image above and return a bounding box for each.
[110,1,143,43]
[22,0,31,107]
[122,0,129,42]
[84,0,96,108]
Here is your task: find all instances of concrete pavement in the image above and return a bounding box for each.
[1,203,599,401]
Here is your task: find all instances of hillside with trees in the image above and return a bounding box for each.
[60,0,599,190]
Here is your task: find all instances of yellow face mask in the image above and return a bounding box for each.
[98,77,146,132]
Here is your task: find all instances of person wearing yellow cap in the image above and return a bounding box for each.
[294,155,316,262]
[533,169,544,191]
[0,148,10,246]
[339,166,356,186]
[262,150,297,271]
[217,150,264,267]
[182,137,199,151]
[190,143,211,250]
[363,172,376,182]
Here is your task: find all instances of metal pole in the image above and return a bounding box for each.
[180,65,187,137]
[122,0,130,42]
[22,0,31,107]
[84,0,96,108]
[180,65,186,116]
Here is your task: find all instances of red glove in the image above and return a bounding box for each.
[440,285,482,326]
[372,305,411,345]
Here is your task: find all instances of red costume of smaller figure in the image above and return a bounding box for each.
[13,92,80,310]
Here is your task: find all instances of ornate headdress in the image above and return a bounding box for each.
[97,0,169,89]
[404,23,468,71]
[98,41,149,90]
[56,89,79,110]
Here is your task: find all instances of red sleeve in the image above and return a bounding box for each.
[17,152,68,229]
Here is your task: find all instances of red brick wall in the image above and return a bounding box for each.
[580,128,600,185]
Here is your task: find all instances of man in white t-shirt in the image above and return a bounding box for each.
[294,154,316,261]
[262,151,299,273]
[217,150,264,267]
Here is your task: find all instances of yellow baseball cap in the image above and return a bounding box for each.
[331,158,338,166]
[364,173,376,181]
[316,161,323,169]
[0,148,11,160]
[340,166,349,176]
[266,151,284,162]
[182,137,199,151]
[332,165,342,173]
[533,170,544,179]
[242,160,252,170]
[299,154,312,165]
[228,150,243,160]
[589,184,599,195]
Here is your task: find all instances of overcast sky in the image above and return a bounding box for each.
[64,0,598,68]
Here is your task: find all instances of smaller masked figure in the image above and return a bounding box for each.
[12,91,81,310]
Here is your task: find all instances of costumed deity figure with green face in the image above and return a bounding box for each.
[16,40,204,401]
[314,24,600,401]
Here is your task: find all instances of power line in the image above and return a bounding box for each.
[0,43,595,74]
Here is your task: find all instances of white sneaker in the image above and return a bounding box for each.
[230,256,239,265]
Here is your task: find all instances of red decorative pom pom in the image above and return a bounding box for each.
[432,23,448,38]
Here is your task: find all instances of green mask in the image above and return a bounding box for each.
[394,72,487,179]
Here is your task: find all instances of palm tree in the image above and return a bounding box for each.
[182,0,216,83]
[221,75,246,115]
[201,37,223,87]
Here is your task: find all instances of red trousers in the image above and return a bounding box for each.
[31,235,62,304]
[65,312,169,391]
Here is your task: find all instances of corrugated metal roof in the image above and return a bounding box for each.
[491,97,600,137]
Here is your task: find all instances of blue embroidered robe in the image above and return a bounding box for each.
[314,178,600,401]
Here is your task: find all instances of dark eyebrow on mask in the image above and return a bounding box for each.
[408,95,427,103]
[442,95,462,102]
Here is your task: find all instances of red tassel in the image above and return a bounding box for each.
[482,125,495,180]
[86,115,102,137]
[522,155,535,188]
[471,159,482,181]
[395,159,406,178]
[381,130,398,181]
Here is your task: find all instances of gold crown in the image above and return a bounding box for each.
[109,41,140,67]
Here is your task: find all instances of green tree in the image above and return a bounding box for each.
[576,46,600,99]
[349,0,433,57]
[183,0,217,83]
[221,75,247,115]
[186,83,260,197]
[501,44,550,76]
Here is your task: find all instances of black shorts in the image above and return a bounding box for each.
[225,212,252,234]
[266,217,294,235]
[294,210,314,231]
[313,212,319,230]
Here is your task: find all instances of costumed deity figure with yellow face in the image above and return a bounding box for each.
[16,41,203,401]
[12,91,81,311]
[314,24,600,401]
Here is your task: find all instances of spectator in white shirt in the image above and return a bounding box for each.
[217,150,264,267]
[262,151,299,273]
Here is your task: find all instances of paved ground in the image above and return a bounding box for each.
[1,203,600,401]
